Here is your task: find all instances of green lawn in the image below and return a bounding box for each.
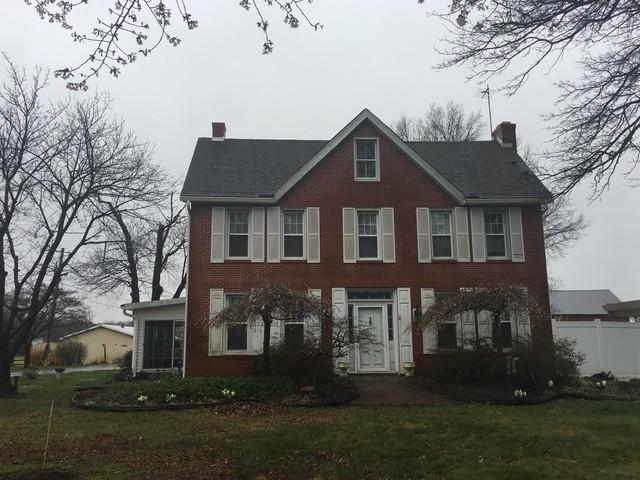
[1,373,640,480]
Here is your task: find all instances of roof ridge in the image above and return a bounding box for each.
[197,137,328,143]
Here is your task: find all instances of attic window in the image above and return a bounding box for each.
[354,138,379,181]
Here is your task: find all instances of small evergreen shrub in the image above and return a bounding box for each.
[509,337,585,387]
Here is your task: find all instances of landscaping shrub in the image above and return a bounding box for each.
[509,337,585,387]
[265,339,330,383]
[118,350,133,368]
[431,350,506,384]
[52,341,88,366]
[29,344,49,367]
[104,375,298,405]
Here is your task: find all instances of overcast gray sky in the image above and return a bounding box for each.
[2,0,638,322]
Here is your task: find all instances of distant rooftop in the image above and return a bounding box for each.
[550,290,621,316]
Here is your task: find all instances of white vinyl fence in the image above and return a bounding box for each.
[552,319,640,379]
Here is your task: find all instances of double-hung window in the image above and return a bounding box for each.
[437,321,458,350]
[282,210,305,259]
[227,210,250,258]
[225,294,248,352]
[355,139,379,181]
[284,322,305,350]
[357,210,379,259]
[431,211,453,258]
[484,210,507,258]
[493,314,513,350]
[435,293,459,350]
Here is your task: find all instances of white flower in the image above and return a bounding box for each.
[601,380,607,387]
[547,380,554,388]
[166,393,176,402]
[596,381,602,387]
[137,395,148,403]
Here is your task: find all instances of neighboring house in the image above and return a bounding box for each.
[604,300,640,323]
[550,290,623,322]
[60,324,133,365]
[126,108,553,376]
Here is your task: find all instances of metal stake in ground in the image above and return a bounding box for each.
[41,400,54,471]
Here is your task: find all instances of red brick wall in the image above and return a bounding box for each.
[184,120,552,377]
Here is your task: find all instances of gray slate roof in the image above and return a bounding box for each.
[550,290,622,316]
[181,137,551,201]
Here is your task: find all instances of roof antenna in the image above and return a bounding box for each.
[480,84,493,137]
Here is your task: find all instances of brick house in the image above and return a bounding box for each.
[126,109,553,376]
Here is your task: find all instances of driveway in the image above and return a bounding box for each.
[11,364,117,377]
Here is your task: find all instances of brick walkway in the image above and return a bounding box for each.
[350,375,445,405]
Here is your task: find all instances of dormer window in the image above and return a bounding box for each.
[354,138,379,181]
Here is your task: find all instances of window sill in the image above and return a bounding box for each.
[354,178,380,182]
[281,258,307,262]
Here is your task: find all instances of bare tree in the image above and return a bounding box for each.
[429,0,640,197]
[520,144,588,259]
[77,191,188,303]
[393,101,484,142]
[208,285,324,375]
[415,285,543,353]
[25,0,322,90]
[0,59,164,393]
[9,289,93,368]
[393,103,587,258]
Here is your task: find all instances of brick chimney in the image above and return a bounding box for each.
[492,121,516,151]
[212,122,226,141]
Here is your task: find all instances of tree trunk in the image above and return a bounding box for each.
[473,310,480,350]
[262,314,272,375]
[0,353,15,394]
[172,273,186,299]
[493,312,503,353]
[23,339,31,369]
[112,207,140,303]
[151,223,165,301]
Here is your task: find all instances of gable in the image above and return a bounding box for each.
[180,109,552,205]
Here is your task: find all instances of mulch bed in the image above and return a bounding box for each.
[71,380,360,412]
[427,382,600,406]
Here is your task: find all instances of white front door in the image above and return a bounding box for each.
[356,306,388,372]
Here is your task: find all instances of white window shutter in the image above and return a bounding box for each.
[308,289,322,343]
[252,319,264,354]
[397,287,413,371]
[460,288,475,349]
[266,207,281,263]
[421,288,437,354]
[332,288,348,368]
[514,287,532,339]
[470,208,486,262]
[454,207,470,262]
[478,310,493,348]
[306,207,320,263]
[509,207,525,262]
[269,317,281,346]
[210,207,226,263]
[208,289,224,356]
[381,207,396,263]
[251,207,265,263]
[342,208,356,263]
[416,208,431,263]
